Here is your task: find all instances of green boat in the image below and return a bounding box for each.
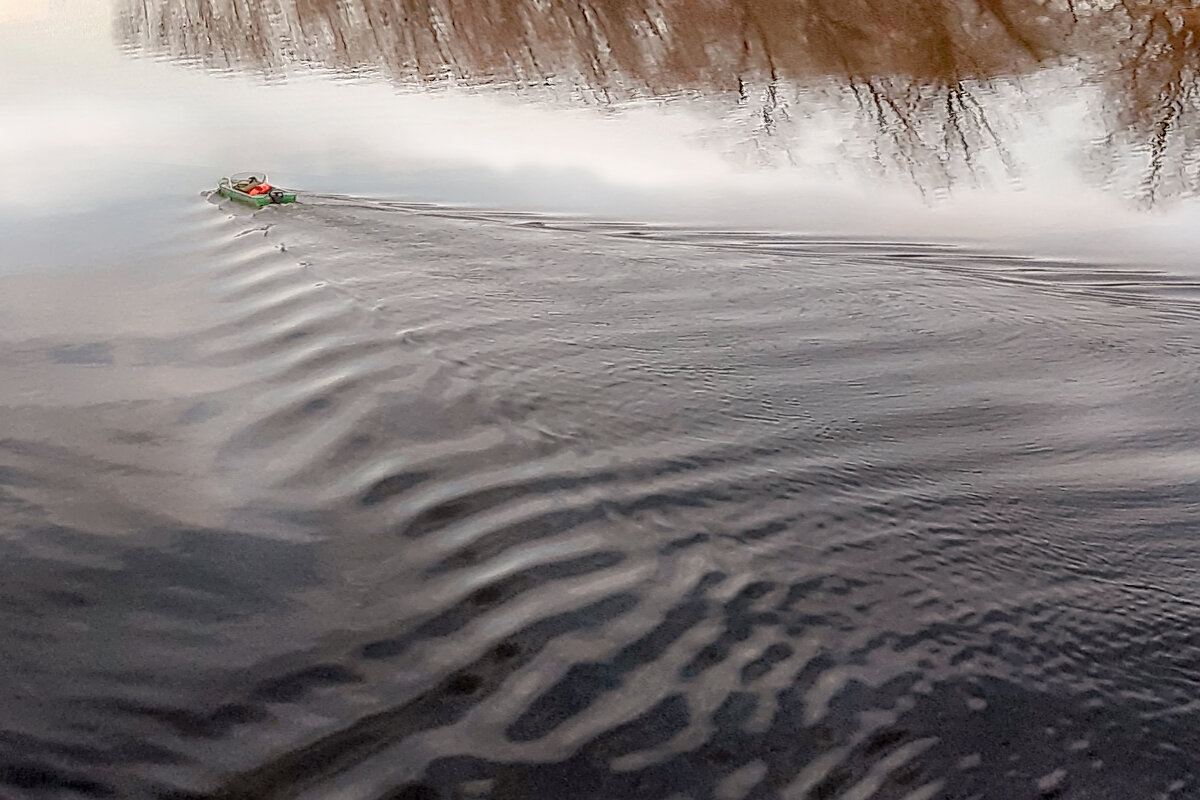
[217,172,297,207]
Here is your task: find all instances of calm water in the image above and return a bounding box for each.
[5,2,1200,799]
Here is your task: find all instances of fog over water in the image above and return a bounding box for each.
[5,1,1200,799]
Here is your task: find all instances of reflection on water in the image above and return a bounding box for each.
[8,1,1200,799]
[117,0,1200,201]
[8,190,1200,799]
[117,0,1068,84]
[1100,5,1200,201]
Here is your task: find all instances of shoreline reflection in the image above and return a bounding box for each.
[116,0,1200,202]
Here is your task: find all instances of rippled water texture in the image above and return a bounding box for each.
[6,1,1200,799]
[6,195,1200,799]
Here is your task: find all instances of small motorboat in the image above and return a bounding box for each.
[217,172,297,207]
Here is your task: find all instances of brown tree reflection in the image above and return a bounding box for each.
[1095,3,1200,202]
[116,0,1200,200]
[118,0,1067,86]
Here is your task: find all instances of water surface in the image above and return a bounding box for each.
[4,2,1200,799]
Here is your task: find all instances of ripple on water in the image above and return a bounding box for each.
[2,196,1200,799]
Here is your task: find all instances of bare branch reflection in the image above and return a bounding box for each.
[116,0,1200,201]
[117,0,1067,84]
[1091,3,1200,202]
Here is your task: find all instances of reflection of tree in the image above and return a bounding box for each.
[117,0,1063,82]
[844,76,1015,193]
[121,0,1200,199]
[725,0,1062,188]
[1095,3,1200,202]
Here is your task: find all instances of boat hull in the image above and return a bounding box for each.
[217,184,297,207]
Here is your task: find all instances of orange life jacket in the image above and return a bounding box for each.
[246,183,272,196]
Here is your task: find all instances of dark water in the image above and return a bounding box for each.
[6,1,1200,799]
[6,194,1200,799]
